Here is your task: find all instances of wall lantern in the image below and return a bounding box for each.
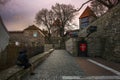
[87,26,97,33]
[86,26,97,37]
[15,41,20,46]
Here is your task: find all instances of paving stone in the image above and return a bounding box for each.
[23,50,85,80]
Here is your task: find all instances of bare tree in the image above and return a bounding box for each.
[52,3,77,48]
[52,18,61,37]
[76,0,120,17]
[96,0,120,9]
[76,0,92,11]
[90,0,119,16]
[35,9,55,43]
[90,0,108,17]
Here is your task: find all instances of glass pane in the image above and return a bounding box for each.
[81,22,89,28]
[81,17,89,23]
[33,32,38,37]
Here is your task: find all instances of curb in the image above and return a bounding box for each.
[0,49,54,80]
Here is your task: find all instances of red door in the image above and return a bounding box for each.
[79,43,87,52]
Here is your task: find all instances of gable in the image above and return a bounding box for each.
[79,6,96,19]
[24,25,45,37]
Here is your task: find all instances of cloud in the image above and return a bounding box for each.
[0,0,11,5]
[0,0,89,31]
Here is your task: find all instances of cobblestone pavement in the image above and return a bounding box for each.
[23,50,85,80]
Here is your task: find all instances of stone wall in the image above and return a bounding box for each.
[44,44,53,51]
[24,30,45,46]
[9,31,25,45]
[79,3,120,62]
[9,29,45,47]
[0,49,54,80]
[65,38,78,56]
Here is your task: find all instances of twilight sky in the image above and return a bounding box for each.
[0,0,89,31]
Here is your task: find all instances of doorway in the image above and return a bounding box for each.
[78,38,88,57]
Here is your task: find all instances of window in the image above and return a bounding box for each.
[80,17,89,29]
[15,41,20,46]
[81,22,89,29]
[33,32,38,37]
[81,17,89,23]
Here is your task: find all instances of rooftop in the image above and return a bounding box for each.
[24,25,40,30]
[79,6,96,19]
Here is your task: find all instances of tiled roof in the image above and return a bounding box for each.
[79,6,96,19]
[9,25,45,37]
[25,25,45,37]
[9,31,23,33]
[24,25,40,30]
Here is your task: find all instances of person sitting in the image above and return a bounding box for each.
[16,49,35,75]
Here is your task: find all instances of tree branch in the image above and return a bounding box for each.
[76,0,92,11]
[97,0,113,9]
[108,0,112,5]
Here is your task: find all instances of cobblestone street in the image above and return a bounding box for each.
[23,50,85,80]
[1,1,120,80]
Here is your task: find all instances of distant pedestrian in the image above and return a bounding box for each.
[16,49,35,75]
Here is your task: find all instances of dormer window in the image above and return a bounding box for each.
[81,17,89,23]
[80,17,89,29]
[33,32,38,37]
[79,6,97,30]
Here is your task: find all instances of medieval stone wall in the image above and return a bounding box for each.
[85,3,120,62]
[65,38,78,56]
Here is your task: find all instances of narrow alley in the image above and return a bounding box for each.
[23,50,85,80]
[23,50,120,80]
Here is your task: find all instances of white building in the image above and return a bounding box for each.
[0,16,9,53]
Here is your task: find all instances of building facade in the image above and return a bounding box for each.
[78,3,120,62]
[79,6,97,30]
[9,25,45,47]
[66,7,97,57]
[65,29,79,38]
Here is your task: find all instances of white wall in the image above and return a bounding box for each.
[0,17,9,53]
[66,38,73,54]
[66,38,78,56]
